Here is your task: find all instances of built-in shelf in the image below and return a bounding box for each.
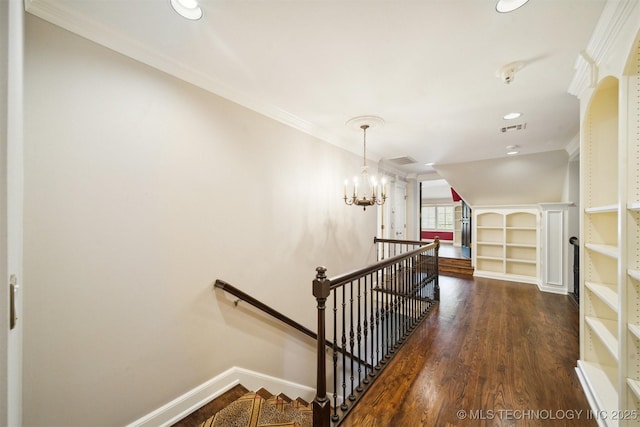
[585,204,619,214]
[629,323,640,341]
[585,281,619,313]
[627,378,640,402]
[585,316,618,361]
[628,268,640,282]
[473,208,539,285]
[628,202,640,211]
[506,258,536,264]
[577,19,638,425]
[585,243,619,259]
[577,361,619,427]
[506,243,536,248]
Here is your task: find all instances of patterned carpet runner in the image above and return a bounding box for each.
[198,392,312,427]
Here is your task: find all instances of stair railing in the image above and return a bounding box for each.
[374,236,434,261]
[214,279,372,369]
[313,238,440,426]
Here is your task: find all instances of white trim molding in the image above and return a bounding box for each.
[538,203,572,295]
[23,0,340,153]
[569,0,639,98]
[125,367,315,427]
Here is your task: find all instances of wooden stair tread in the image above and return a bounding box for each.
[170,384,249,427]
[172,386,312,427]
[438,257,474,277]
[255,387,274,400]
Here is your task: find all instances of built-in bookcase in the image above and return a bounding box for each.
[580,75,621,427]
[624,32,640,423]
[473,208,539,284]
[576,21,640,427]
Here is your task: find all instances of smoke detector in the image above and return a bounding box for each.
[496,61,525,84]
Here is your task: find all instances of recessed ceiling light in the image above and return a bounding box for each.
[496,0,530,13]
[503,112,522,120]
[425,162,435,166]
[507,150,520,155]
[170,0,203,20]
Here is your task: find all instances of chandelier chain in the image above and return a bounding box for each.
[361,124,369,169]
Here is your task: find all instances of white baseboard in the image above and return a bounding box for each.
[472,270,539,286]
[536,283,568,295]
[126,367,315,427]
[575,364,607,427]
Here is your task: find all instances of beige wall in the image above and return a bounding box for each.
[23,15,377,426]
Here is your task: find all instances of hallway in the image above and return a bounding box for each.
[339,275,594,426]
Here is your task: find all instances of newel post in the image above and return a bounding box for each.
[313,266,331,427]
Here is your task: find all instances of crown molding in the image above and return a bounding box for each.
[24,0,341,149]
[568,0,638,98]
[564,133,580,160]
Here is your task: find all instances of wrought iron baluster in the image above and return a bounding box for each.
[340,285,347,411]
[375,268,381,370]
[363,274,370,384]
[356,277,363,392]
[332,289,339,422]
[392,261,398,350]
[382,264,390,361]
[349,281,355,402]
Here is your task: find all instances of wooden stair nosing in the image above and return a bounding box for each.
[170,384,250,427]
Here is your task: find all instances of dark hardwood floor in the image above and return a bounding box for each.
[339,275,595,427]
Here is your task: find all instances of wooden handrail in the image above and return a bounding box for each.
[373,236,432,246]
[329,239,439,288]
[215,279,318,340]
[214,279,372,368]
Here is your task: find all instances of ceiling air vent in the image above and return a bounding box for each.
[500,123,527,133]
[388,156,418,165]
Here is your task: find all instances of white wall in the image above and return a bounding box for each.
[435,150,570,206]
[567,159,580,240]
[23,15,377,426]
[405,178,419,240]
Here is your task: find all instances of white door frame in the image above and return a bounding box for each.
[1,1,24,425]
[377,177,408,241]
[388,179,407,240]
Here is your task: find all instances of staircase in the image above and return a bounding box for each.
[172,386,312,427]
[438,256,474,277]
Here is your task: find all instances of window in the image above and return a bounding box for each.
[421,205,454,230]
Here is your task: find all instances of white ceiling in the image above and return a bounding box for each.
[421,178,454,202]
[25,0,607,199]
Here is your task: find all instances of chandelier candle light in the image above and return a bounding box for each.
[344,119,387,210]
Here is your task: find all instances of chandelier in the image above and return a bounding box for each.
[344,120,387,210]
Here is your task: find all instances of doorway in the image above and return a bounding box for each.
[461,200,472,259]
